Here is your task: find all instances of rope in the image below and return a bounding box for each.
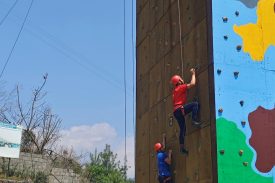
[177,0,184,76]
[0,0,19,26]
[0,0,35,79]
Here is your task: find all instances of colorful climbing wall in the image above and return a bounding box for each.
[212,0,275,182]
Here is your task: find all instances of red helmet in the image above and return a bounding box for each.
[170,75,182,86]
[154,143,162,152]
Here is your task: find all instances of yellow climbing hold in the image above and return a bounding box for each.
[233,0,275,61]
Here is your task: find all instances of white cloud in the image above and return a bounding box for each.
[58,123,135,178]
[59,123,117,153]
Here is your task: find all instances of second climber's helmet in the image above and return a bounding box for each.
[154,143,162,152]
[170,75,182,86]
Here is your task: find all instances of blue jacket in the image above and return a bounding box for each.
[157,151,171,177]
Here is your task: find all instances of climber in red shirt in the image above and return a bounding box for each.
[171,68,200,155]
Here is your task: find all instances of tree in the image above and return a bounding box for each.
[85,145,134,183]
[1,74,61,153]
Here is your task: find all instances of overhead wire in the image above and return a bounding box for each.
[0,0,35,79]
[0,2,134,96]
[0,0,19,27]
[123,0,127,179]
[131,0,136,171]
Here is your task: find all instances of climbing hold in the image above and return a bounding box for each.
[222,17,228,22]
[243,162,248,166]
[217,69,222,75]
[235,11,239,16]
[163,99,167,102]
[220,149,225,155]
[234,71,239,78]
[241,121,246,127]
[169,116,173,127]
[236,45,242,51]
[240,100,244,106]
[224,35,228,40]
[239,150,244,156]
[218,108,223,113]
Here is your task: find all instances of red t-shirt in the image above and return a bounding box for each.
[173,84,187,111]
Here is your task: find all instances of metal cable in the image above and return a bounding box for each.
[123,0,127,179]
[0,0,35,79]
[0,0,19,26]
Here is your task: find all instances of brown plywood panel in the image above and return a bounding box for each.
[185,70,211,135]
[149,0,164,31]
[137,37,152,80]
[163,1,180,55]
[163,95,179,146]
[164,43,182,98]
[183,19,208,71]
[198,126,212,182]
[137,0,149,15]
[136,73,149,118]
[181,0,207,37]
[195,70,211,127]
[149,58,165,108]
[136,112,150,157]
[164,0,176,13]
[185,131,201,183]
[149,150,159,183]
[149,18,165,64]
[164,140,188,183]
[185,126,212,183]
[137,2,150,46]
[136,155,150,183]
[149,102,166,149]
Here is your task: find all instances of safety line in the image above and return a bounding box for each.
[177,0,184,76]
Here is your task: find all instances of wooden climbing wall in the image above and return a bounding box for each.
[136,0,216,182]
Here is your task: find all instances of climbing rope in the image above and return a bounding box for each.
[177,0,184,76]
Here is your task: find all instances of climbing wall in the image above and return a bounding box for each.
[213,0,275,182]
[136,0,216,182]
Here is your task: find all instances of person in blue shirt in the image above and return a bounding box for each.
[155,134,172,183]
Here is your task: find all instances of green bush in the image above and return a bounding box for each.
[34,171,48,183]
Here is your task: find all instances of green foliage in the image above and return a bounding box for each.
[33,171,48,183]
[86,144,133,183]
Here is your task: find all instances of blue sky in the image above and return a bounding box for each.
[0,0,136,177]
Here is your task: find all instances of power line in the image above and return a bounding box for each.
[0,0,34,79]
[131,0,136,170]
[0,0,19,27]
[123,0,127,179]
[0,2,134,95]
